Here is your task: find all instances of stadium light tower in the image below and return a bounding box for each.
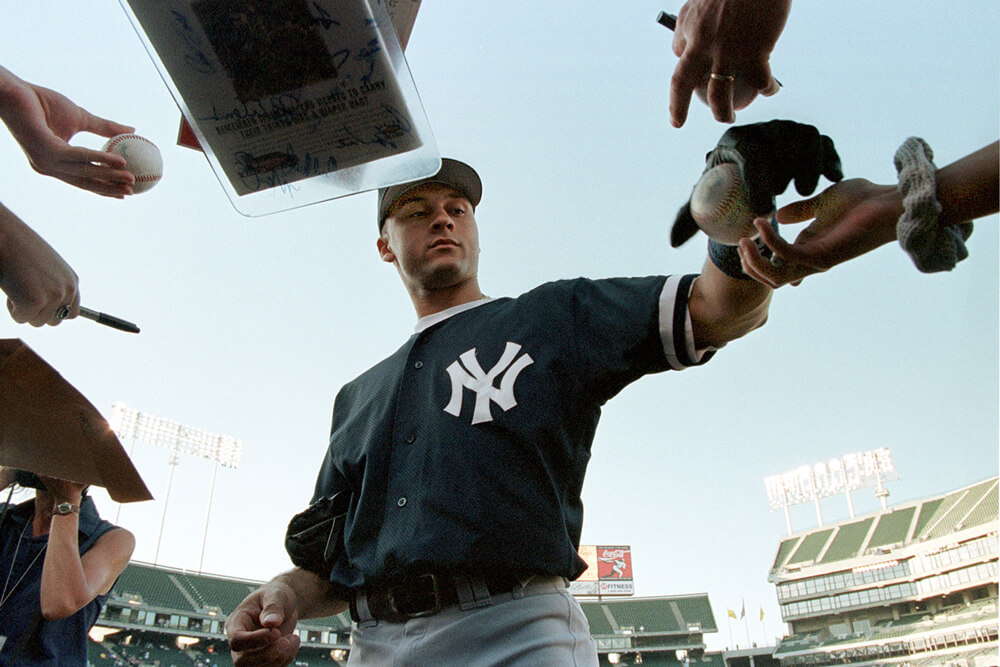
[110,403,242,569]
[764,448,899,535]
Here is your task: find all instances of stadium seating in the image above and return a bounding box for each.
[115,564,199,612]
[866,506,915,548]
[819,517,873,563]
[786,528,834,565]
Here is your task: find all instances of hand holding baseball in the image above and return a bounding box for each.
[671,120,843,248]
[0,65,137,197]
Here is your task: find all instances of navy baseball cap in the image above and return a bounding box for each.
[378,158,482,230]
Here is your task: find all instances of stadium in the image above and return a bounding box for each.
[85,475,997,666]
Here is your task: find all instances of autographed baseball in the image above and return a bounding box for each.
[103,134,163,194]
[689,162,756,245]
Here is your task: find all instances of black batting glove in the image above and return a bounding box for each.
[671,120,843,248]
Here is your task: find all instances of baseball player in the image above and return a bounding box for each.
[226,121,841,666]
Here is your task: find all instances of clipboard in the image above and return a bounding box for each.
[120,0,439,216]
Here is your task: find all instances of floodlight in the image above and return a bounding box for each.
[110,402,243,568]
[765,448,899,534]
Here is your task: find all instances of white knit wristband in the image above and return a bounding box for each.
[893,137,973,273]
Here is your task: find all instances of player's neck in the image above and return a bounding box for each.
[408,277,484,319]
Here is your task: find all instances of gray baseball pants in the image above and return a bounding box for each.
[347,575,598,666]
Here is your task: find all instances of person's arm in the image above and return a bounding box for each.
[739,141,999,288]
[688,256,772,348]
[226,567,348,667]
[0,202,80,326]
[38,478,136,620]
[936,141,999,226]
[0,65,135,197]
[669,0,790,128]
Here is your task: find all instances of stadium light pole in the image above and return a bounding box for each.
[765,448,899,535]
[110,403,242,568]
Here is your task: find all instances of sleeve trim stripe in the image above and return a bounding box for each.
[659,274,716,370]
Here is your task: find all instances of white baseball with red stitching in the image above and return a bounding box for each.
[103,134,163,194]
[689,162,756,246]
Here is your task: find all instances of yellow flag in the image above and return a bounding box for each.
[760,607,765,621]
[727,609,737,619]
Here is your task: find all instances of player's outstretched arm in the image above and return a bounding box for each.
[0,65,135,197]
[226,568,348,667]
[688,258,772,349]
[740,141,999,288]
[673,120,844,346]
[0,202,80,326]
[669,0,790,128]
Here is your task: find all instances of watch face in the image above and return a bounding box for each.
[53,503,78,515]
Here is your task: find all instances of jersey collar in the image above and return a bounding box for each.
[414,297,494,333]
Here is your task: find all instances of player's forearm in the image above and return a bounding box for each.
[689,259,772,348]
[273,568,348,619]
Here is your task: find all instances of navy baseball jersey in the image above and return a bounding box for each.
[311,275,715,595]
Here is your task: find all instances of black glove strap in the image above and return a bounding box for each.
[708,214,778,280]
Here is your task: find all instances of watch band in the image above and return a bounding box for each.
[49,502,80,517]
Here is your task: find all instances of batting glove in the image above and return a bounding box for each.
[670,120,844,248]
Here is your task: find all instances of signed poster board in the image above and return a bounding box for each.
[120,0,439,216]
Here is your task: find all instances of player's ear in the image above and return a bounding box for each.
[377,235,395,263]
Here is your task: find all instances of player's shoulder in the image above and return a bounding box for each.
[520,275,672,302]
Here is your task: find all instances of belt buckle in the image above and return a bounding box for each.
[389,573,442,618]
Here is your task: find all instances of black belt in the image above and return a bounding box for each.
[350,571,537,623]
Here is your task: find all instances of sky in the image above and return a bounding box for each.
[1,0,997,652]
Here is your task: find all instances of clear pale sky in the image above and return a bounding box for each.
[1,1,996,651]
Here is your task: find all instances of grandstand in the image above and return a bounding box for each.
[92,564,725,665]
[767,476,999,667]
[85,476,997,665]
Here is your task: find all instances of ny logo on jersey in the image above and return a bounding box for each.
[444,342,534,425]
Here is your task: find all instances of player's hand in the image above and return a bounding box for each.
[0,66,135,197]
[669,0,791,127]
[671,120,843,248]
[226,582,302,667]
[0,203,80,326]
[736,179,903,288]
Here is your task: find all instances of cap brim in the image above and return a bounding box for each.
[378,158,482,227]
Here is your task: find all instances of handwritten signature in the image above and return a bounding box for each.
[233,103,414,194]
[170,10,214,75]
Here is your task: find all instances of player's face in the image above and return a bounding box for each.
[378,183,480,291]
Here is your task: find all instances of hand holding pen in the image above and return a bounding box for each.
[657,1,789,128]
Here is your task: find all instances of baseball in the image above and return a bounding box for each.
[103,134,163,194]
[695,79,759,112]
[689,162,757,245]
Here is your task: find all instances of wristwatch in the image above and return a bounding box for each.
[49,502,80,517]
